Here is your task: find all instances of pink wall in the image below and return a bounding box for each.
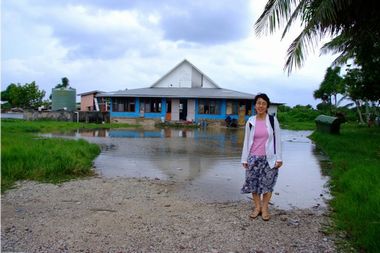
[80,94,95,111]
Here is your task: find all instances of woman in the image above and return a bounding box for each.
[241,93,282,221]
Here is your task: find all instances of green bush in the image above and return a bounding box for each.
[277,104,320,130]
[277,104,364,129]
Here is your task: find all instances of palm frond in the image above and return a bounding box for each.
[331,52,355,66]
[255,0,297,36]
[256,0,360,74]
[320,35,349,55]
[284,27,320,74]
[281,0,308,39]
[308,0,338,28]
[321,33,355,65]
[283,0,343,73]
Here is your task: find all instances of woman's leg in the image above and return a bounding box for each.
[253,193,261,210]
[261,192,272,221]
[260,160,279,221]
[250,193,261,218]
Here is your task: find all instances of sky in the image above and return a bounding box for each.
[1,0,338,107]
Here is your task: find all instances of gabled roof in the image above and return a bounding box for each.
[150,59,220,88]
[97,87,255,100]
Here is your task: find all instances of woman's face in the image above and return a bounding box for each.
[255,97,268,114]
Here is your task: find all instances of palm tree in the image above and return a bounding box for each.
[255,0,380,76]
[314,66,343,106]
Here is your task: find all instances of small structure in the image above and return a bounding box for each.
[51,87,76,111]
[78,90,109,112]
[97,59,281,125]
[315,115,341,134]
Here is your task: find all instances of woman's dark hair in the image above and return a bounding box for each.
[253,93,271,107]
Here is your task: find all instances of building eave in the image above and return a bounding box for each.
[97,87,255,100]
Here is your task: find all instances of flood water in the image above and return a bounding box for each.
[46,127,331,210]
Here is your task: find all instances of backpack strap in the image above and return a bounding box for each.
[269,115,276,154]
[269,115,274,131]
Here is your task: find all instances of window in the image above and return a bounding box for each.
[142,98,162,113]
[112,98,136,112]
[226,100,239,115]
[198,99,220,114]
[99,98,111,112]
[239,100,252,116]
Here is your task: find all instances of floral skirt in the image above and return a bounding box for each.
[241,155,279,195]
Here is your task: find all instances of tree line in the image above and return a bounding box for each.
[1,77,70,110]
[1,82,46,110]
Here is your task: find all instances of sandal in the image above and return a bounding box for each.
[249,208,261,219]
[261,208,271,221]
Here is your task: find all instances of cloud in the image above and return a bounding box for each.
[159,0,252,44]
[40,5,164,59]
[2,0,337,107]
[44,0,253,45]
[3,0,252,60]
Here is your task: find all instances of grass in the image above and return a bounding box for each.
[310,123,380,252]
[1,119,140,133]
[1,119,138,192]
[280,116,380,252]
[2,117,379,251]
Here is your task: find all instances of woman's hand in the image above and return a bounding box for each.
[274,161,283,169]
[242,163,248,169]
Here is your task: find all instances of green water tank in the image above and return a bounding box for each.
[51,87,76,111]
[315,114,341,134]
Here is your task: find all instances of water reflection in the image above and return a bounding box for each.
[46,128,330,210]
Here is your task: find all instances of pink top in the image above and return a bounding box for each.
[250,119,268,156]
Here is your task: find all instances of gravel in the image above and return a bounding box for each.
[1,177,336,252]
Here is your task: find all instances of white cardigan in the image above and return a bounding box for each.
[241,114,282,168]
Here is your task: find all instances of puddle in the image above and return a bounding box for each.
[45,128,331,210]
